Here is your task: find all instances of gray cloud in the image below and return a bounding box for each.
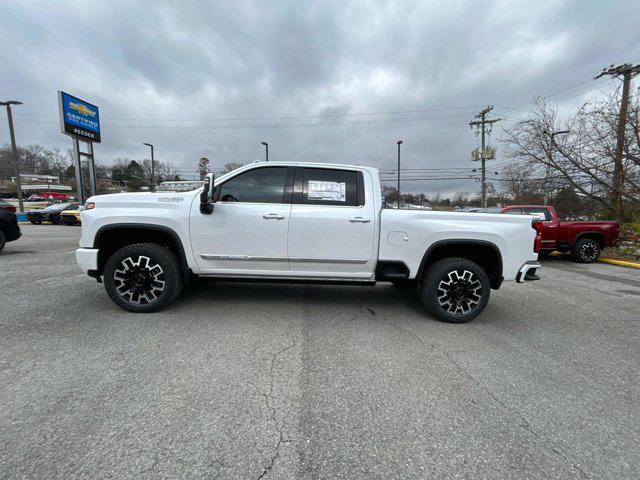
[1,0,639,196]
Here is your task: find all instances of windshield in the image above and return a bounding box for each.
[44,202,73,211]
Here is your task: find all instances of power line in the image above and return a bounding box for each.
[12,111,478,130]
[14,105,481,122]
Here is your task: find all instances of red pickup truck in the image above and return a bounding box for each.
[479,205,619,263]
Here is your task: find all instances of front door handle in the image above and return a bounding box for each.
[263,213,286,220]
[349,217,371,223]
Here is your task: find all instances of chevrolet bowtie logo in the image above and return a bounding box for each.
[69,102,96,117]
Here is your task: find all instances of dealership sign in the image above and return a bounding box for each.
[58,91,101,143]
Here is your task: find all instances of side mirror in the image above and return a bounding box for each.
[200,173,215,214]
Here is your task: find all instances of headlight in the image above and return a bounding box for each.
[84,203,95,210]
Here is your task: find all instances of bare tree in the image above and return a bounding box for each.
[502,92,640,220]
[222,162,244,174]
[155,161,181,182]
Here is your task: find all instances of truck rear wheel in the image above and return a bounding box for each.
[420,257,490,323]
[572,238,601,263]
[103,243,182,313]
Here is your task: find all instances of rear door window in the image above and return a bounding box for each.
[300,168,361,206]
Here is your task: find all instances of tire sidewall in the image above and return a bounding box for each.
[574,238,600,263]
[421,257,491,323]
[0,230,5,252]
[103,243,181,312]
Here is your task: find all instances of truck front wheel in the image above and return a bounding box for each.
[572,238,601,263]
[420,257,490,323]
[103,243,183,312]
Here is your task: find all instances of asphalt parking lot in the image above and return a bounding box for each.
[1,225,640,479]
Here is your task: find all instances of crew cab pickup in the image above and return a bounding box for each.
[75,162,541,323]
[480,205,619,263]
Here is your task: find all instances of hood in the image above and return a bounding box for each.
[86,190,198,208]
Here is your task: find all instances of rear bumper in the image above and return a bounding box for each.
[5,228,21,242]
[516,261,541,283]
[76,248,99,273]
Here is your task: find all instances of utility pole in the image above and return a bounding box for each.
[143,143,155,191]
[595,63,640,221]
[396,140,403,209]
[470,106,500,208]
[1,101,24,212]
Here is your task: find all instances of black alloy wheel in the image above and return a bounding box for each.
[420,257,491,323]
[573,238,601,263]
[104,243,182,312]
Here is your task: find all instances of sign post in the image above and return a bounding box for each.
[58,91,101,204]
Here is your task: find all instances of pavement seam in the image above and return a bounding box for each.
[257,338,297,480]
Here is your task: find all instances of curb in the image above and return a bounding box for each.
[598,258,640,269]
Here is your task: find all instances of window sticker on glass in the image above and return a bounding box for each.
[307,180,346,202]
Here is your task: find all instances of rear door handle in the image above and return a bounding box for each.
[263,213,286,220]
[349,217,371,223]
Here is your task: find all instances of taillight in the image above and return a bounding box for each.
[532,220,542,253]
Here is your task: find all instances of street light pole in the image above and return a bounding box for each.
[1,101,24,212]
[143,143,155,191]
[261,141,269,162]
[397,140,403,209]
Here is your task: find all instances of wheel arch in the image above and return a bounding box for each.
[416,239,503,289]
[574,231,605,249]
[93,224,191,280]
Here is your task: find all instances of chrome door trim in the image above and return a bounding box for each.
[200,254,285,261]
[290,257,368,264]
[200,254,368,264]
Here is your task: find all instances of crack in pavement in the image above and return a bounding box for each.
[359,303,589,478]
[257,339,297,479]
[446,356,589,479]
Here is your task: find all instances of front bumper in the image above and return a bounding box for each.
[61,213,81,223]
[516,261,541,283]
[76,248,99,273]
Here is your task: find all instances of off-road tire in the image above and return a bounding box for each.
[420,257,490,323]
[572,238,601,263]
[104,243,183,313]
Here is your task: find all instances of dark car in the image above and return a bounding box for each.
[0,209,21,252]
[0,200,17,213]
[26,202,79,225]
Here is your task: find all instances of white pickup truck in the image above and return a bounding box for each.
[76,162,541,323]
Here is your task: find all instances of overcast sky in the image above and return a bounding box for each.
[1,0,639,196]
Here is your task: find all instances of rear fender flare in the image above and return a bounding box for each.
[416,239,503,287]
